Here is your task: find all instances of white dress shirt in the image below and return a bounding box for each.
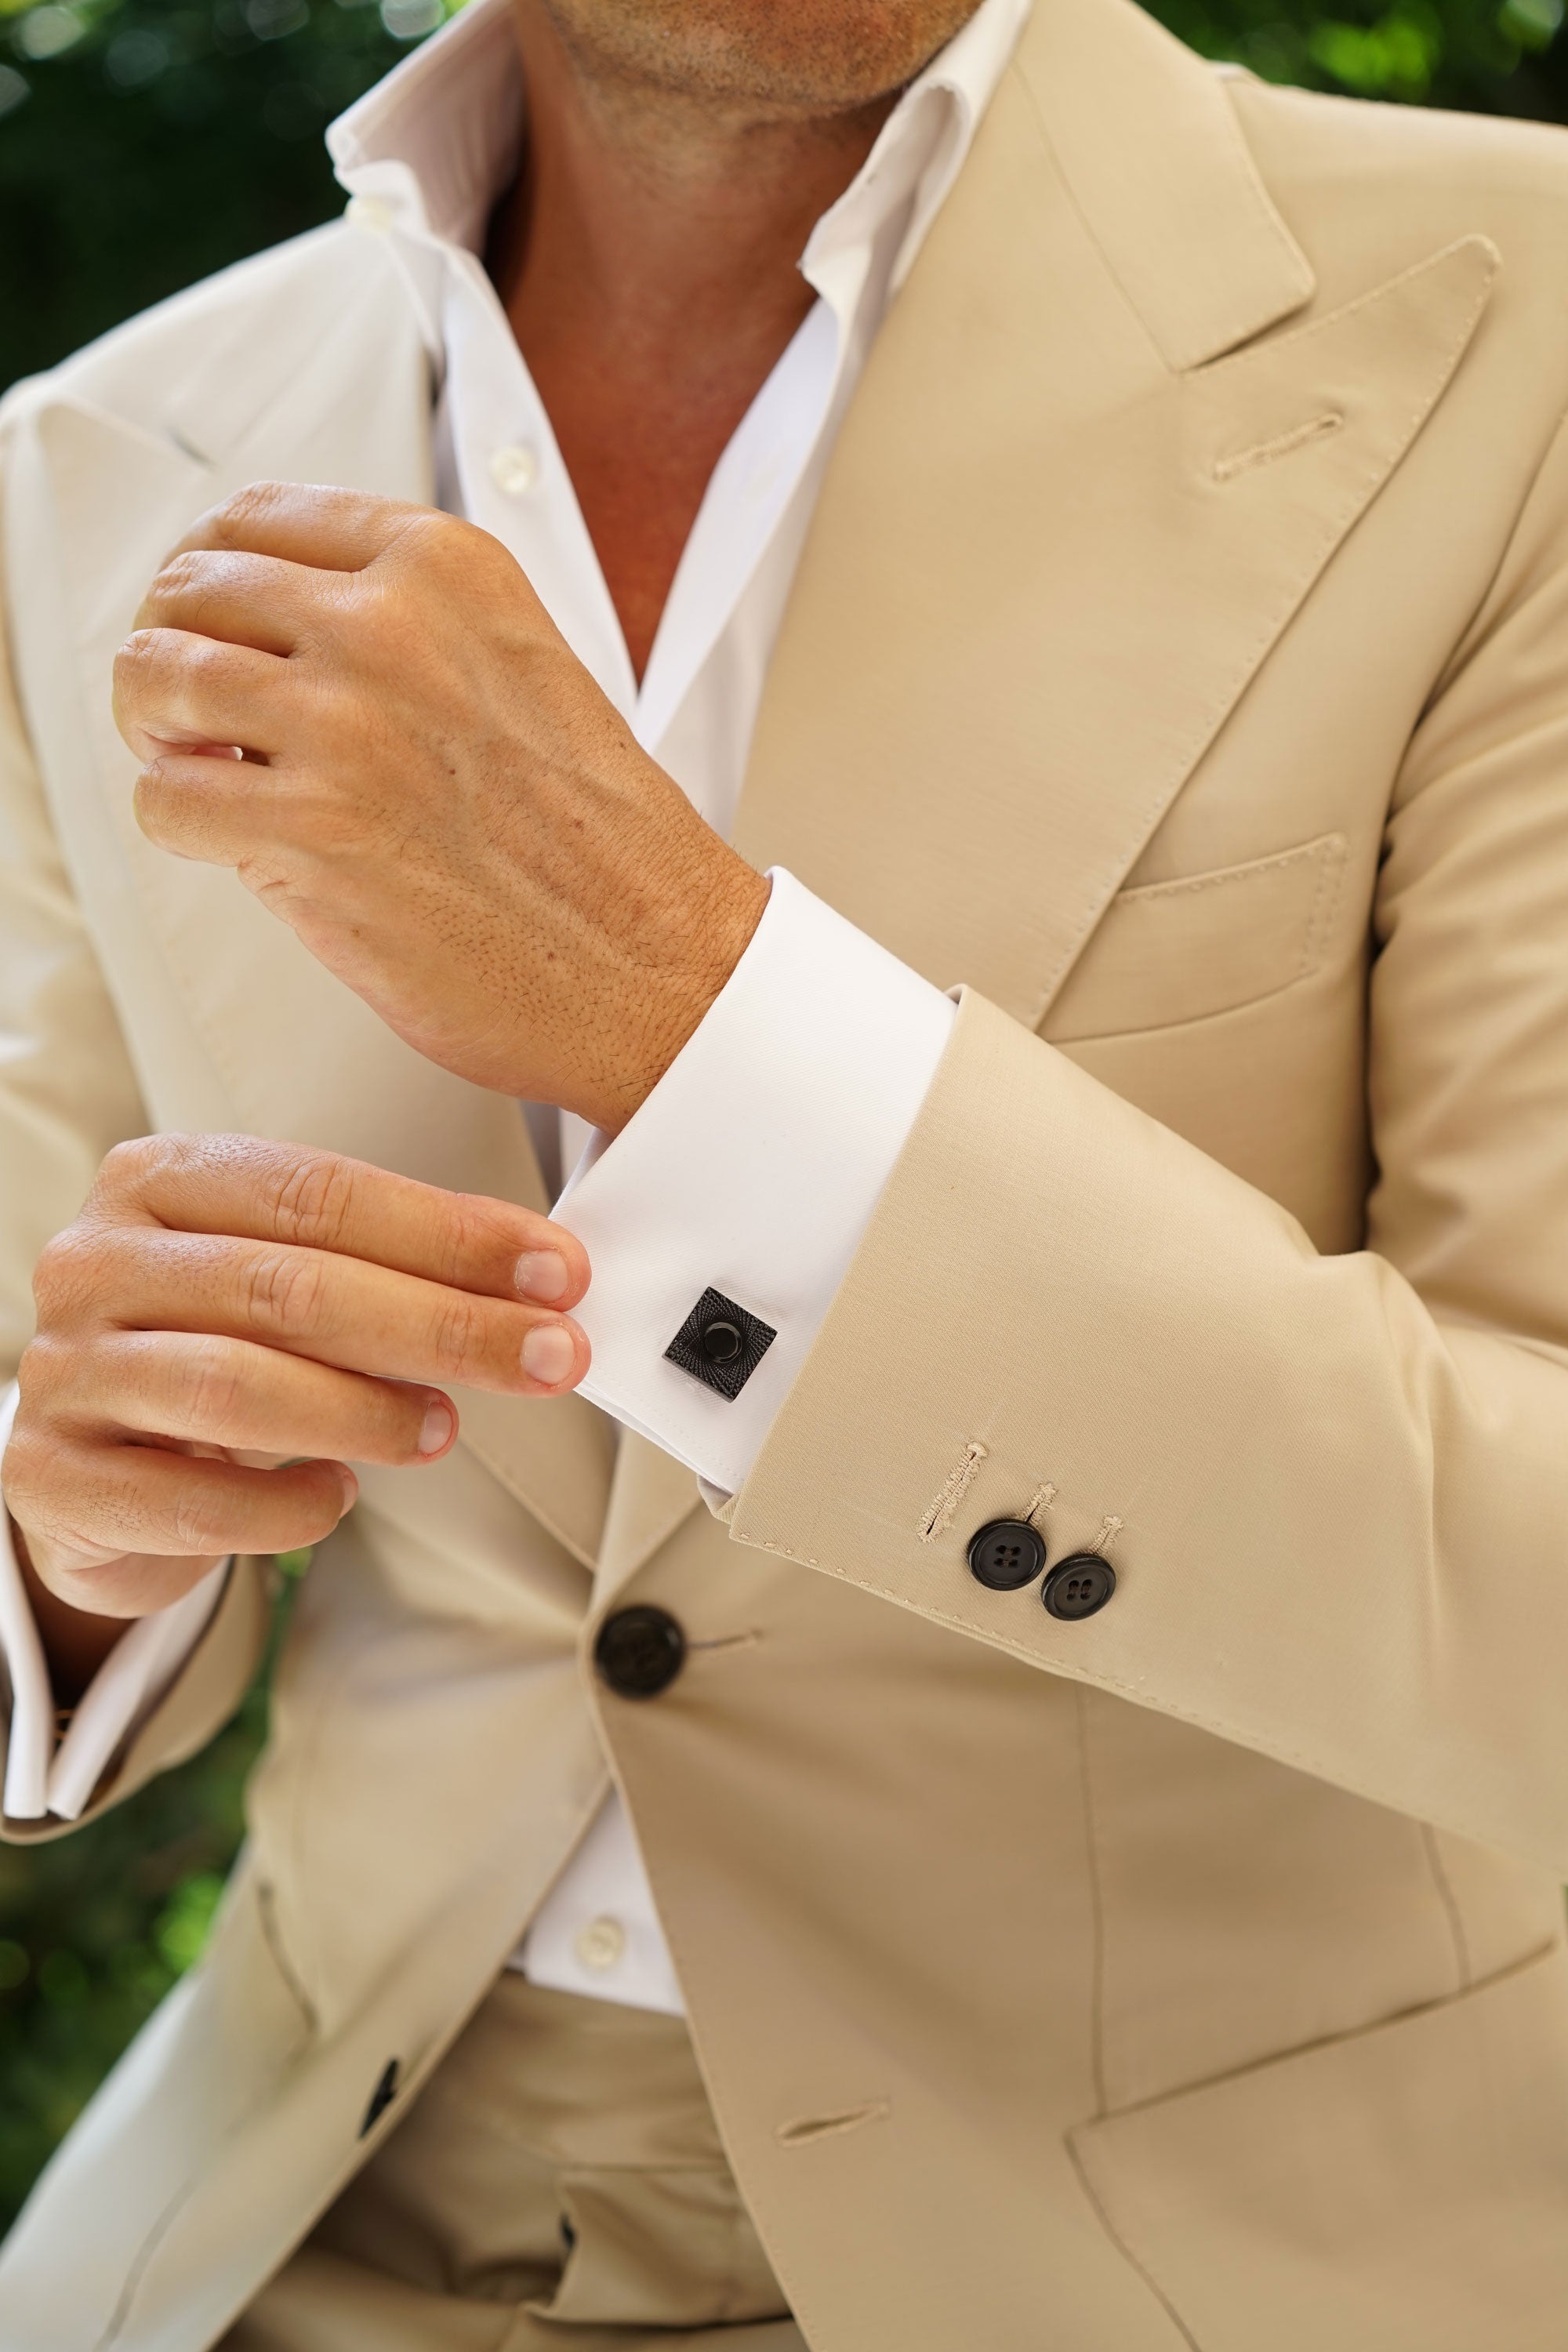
[0,0,1027,2013]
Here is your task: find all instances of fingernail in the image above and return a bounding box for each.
[515,1249,569,1302]
[337,1466,359,1510]
[522,1322,577,1387]
[418,1399,456,1457]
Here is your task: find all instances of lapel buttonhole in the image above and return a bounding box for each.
[358,2057,401,2138]
[1213,409,1345,484]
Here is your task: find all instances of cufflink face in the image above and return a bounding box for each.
[663,1287,777,1400]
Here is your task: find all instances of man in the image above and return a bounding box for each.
[3,0,1568,2337]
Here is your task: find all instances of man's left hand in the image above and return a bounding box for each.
[114,483,771,1134]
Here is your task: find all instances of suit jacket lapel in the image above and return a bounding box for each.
[733,0,1496,1033]
[9,230,613,1571]
[592,1432,703,1609]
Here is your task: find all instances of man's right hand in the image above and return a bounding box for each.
[2,1134,590,1686]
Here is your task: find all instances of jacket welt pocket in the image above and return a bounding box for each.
[1046,832,1348,1044]
[1068,1944,1568,2352]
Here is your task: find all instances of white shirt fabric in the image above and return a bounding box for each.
[0,0,1027,2015]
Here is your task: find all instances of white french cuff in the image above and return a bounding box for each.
[554,867,956,1495]
[0,1381,227,1823]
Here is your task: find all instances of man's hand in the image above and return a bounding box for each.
[2,1134,590,1682]
[112,485,771,1135]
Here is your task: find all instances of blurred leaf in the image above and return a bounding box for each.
[0,1579,296,2230]
[1307,9,1443,93]
[153,1869,227,1972]
[1501,0,1563,47]
[0,0,428,387]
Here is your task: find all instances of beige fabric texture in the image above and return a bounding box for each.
[221,1974,801,2350]
[5,0,1568,2343]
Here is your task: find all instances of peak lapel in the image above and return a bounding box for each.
[9,235,612,1571]
[735,0,1497,1031]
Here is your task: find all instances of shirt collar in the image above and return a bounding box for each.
[328,0,1029,277]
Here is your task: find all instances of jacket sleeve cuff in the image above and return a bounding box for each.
[554,867,956,1494]
[0,1380,227,1823]
[726,986,1568,1875]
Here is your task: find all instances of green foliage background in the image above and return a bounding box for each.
[0,1567,303,2228]
[2,0,1568,391]
[1,0,1566,2237]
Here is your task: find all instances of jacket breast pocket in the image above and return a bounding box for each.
[1045,832,1348,1044]
[1069,1944,1568,2352]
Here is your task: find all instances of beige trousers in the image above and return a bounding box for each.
[224,1975,805,2352]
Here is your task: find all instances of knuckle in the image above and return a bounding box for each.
[113,628,159,681]
[177,632,224,687]
[169,1475,235,1556]
[426,1192,485,1287]
[132,767,187,854]
[430,1290,485,1379]
[243,1245,328,1335]
[13,1331,71,1417]
[176,1336,245,1437]
[0,1435,95,1566]
[95,1131,208,1215]
[99,1134,158,1192]
[149,549,202,606]
[404,509,450,563]
[1,1422,47,1515]
[98,1132,172,1197]
[31,1226,99,1325]
[211,481,278,545]
[265,1149,359,1250]
[31,1227,77,1306]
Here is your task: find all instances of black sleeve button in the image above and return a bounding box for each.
[594,1605,687,1698]
[967,1518,1047,1590]
[1042,1554,1116,1620]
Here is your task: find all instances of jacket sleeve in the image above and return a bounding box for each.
[0,468,272,1842]
[726,405,1568,1880]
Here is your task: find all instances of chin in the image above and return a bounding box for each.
[542,0,986,111]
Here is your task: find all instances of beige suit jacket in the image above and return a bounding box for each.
[5,2,1568,2343]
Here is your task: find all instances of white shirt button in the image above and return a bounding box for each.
[490,444,539,498]
[574,1915,626,1973]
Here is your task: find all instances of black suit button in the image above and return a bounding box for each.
[1043,1554,1116,1620]
[595,1605,687,1698]
[967,1518,1047,1591]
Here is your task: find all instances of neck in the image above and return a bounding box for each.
[488,3,898,677]
[495,5,897,365]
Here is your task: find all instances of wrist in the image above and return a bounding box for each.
[586,853,771,1136]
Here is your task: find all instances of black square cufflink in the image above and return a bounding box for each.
[663,1287,777,1401]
